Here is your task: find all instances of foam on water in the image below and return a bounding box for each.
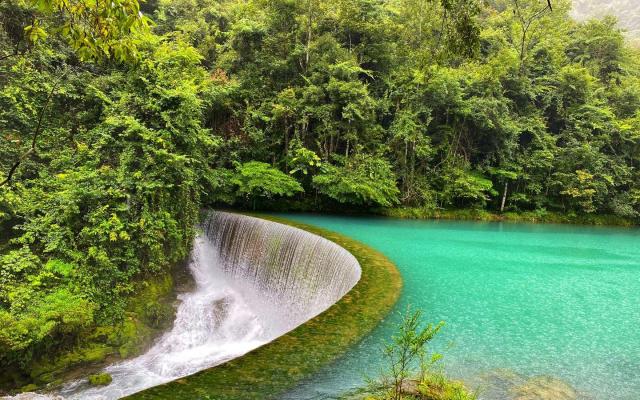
[7,211,360,400]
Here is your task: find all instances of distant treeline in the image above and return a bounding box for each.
[572,0,640,40]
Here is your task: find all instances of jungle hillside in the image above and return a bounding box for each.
[1,0,640,392]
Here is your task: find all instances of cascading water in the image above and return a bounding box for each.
[42,211,360,400]
[202,211,361,334]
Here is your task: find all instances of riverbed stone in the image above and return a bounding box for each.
[1,394,64,400]
[88,372,113,386]
[511,375,578,400]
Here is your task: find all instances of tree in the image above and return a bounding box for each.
[566,16,625,82]
[232,161,303,209]
[313,154,400,207]
[24,0,152,61]
[382,308,443,400]
[488,167,519,212]
[441,164,497,208]
[497,0,563,74]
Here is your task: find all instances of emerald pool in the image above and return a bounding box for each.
[276,215,640,400]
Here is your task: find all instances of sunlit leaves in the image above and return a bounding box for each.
[233,161,303,200]
[26,0,153,61]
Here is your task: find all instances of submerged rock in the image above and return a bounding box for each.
[511,375,578,400]
[472,368,527,399]
[87,373,112,386]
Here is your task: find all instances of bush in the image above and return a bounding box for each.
[88,373,112,386]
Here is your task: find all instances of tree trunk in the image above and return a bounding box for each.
[306,0,312,70]
[500,181,508,212]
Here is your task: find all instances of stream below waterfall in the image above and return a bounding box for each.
[58,235,273,400]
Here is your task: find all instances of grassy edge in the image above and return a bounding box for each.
[126,213,403,400]
[380,207,637,227]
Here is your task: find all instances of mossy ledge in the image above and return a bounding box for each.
[127,213,402,400]
[381,207,637,227]
[0,271,179,393]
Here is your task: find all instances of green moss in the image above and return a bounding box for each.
[88,373,113,386]
[5,273,177,391]
[129,274,175,329]
[419,372,476,400]
[19,384,38,393]
[29,343,111,383]
[127,214,402,400]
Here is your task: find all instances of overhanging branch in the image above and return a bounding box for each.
[0,73,65,187]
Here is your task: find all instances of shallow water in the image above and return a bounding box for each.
[277,215,640,400]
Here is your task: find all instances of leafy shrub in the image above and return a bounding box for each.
[313,154,400,207]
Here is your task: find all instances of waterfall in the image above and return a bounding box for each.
[201,211,361,335]
[47,211,360,400]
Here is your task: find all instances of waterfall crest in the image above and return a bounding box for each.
[201,211,361,335]
[50,211,360,400]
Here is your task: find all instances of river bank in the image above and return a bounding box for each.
[380,207,637,227]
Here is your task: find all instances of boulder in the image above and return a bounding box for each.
[512,375,578,400]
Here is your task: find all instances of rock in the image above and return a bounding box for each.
[471,368,527,399]
[400,379,420,396]
[480,368,527,387]
[511,375,578,400]
[87,372,112,386]
[1,393,64,400]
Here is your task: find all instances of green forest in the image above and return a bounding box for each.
[1,0,640,391]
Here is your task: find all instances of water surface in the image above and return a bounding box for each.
[278,215,640,400]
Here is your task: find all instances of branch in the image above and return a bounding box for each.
[0,41,25,63]
[0,52,16,62]
[0,73,65,187]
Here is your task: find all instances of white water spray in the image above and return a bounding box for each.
[49,211,360,400]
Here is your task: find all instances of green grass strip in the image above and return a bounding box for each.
[126,213,402,400]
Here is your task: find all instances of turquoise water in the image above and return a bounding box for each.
[276,215,640,400]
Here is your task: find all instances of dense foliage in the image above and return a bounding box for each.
[1,0,640,389]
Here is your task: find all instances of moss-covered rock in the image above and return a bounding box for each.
[419,374,475,400]
[18,384,38,393]
[88,373,113,386]
[1,271,179,392]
